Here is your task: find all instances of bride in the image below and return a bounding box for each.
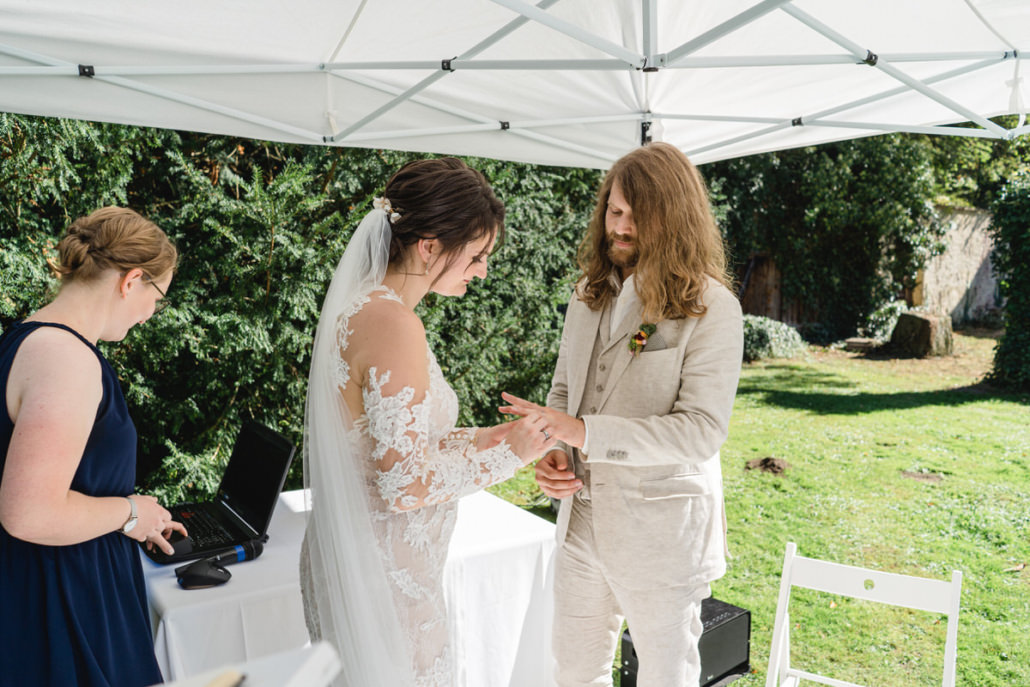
[300,158,555,687]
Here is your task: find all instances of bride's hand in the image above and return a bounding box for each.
[476,422,515,451]
[504,414,557,466]
[499,392,586,449]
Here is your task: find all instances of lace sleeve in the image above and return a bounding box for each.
[363,368,522,513]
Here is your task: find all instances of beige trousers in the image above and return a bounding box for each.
[552,495,710,687]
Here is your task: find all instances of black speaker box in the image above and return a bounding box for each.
[620,597,750,687]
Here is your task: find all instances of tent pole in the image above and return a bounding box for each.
[506,128,619,164]
[332,71,621,165]
[327,59,630,71]
[664,0,795,66]
[686,57,1003,157]
[687,121,794,158]
[659,113,785,125]
[669,51,1005,69]
[509,114,643,128]
[341,121,617,165]
[804,58,1002,124]
[642,0,657,60]
[488,0,644,67]
[809,121,1002,138]
[93,76,327,143]
[2,51,1005,77]
[326,0,369,64]
[344,123,507,140]
[332,0,560,140]
[0,42,325,143]
[960,0,1017,50]
[781,4,1008,137]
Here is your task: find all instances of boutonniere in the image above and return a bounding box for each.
[628,323,657,357]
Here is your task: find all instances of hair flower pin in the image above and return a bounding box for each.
[373,196,401,223]
[628,323,657,357]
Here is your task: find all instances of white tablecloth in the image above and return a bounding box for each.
[143,490,557,686]
[154,642,341,687]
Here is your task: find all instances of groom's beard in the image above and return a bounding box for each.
[606,233,638,270]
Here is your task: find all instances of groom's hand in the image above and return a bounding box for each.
[534,449,582,499]
[499,392,586,449]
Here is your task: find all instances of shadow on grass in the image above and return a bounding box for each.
[738,365,857,394]
[738,364,1028,414]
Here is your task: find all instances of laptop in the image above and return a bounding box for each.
[144,420,297,565]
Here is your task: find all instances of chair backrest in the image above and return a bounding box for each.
[766,542,962,687]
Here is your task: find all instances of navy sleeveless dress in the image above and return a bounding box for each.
[0,321,163,686]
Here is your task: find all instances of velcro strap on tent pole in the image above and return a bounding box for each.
[1006,51,1026,129]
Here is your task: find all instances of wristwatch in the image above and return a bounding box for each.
[120,496,138,534]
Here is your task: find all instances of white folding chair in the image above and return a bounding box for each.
[766,542,962,687]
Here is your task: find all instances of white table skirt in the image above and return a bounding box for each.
[153,642,341,687]
[143,490,557,686]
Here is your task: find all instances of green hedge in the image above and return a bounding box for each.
[0,114,600,501]
[6,112,1008,500]
[705,135,945,342]
[742,315,808,363]
[988,173,1030,390]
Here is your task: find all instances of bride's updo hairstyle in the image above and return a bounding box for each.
[51,206,177,284]
[382,157,504,278]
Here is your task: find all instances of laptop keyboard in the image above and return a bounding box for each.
[175,505,235,548]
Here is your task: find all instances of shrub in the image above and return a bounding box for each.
[743,315,808,362]
[988,173,1030,390]
[706,135,945,341]
[0,114,600,502]
[859,299,910,341]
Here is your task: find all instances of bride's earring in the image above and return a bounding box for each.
[423,261,429,276]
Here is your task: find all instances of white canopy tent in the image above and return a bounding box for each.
[1,0,1029,168]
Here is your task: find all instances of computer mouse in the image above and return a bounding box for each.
[176,559,232,590]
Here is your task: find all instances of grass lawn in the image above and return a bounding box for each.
[489,330,1029,686]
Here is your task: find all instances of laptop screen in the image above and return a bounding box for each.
[216,421,296,537]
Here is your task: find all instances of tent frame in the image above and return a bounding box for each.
[1,0,1025,165]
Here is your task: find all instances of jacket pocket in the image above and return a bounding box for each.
[640,473,709,500]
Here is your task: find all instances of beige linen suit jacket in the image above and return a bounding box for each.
[549,276,743,589]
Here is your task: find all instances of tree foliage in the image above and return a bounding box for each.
[704,135,946,342]
[4,110,1025,500]
[0,114,599,501]
[988,172,1030,390]
[926,116,1030,208]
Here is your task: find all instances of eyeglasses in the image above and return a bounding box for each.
[144,275,171,314]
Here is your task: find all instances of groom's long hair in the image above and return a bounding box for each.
[576,142,733,322]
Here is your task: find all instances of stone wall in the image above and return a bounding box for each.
[915,208,1002,327]
[738,207,1001,330]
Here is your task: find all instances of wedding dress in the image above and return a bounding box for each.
[299,205,523,687]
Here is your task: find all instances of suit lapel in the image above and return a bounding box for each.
[567,299,602,418]
[602,304,643,356]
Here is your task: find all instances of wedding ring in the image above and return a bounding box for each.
[542,429,551,440]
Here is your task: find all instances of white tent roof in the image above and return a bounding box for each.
[1,0,1028,168]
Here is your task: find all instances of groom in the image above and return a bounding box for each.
[503,142,743,686]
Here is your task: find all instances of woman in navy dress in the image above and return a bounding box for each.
[0,207,187,686]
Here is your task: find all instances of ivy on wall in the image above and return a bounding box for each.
[989,172,1030,391]
[704,135,946,342]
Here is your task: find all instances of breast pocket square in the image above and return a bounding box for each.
[641,331,668,352]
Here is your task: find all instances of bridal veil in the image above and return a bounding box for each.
[302,205,416,686]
